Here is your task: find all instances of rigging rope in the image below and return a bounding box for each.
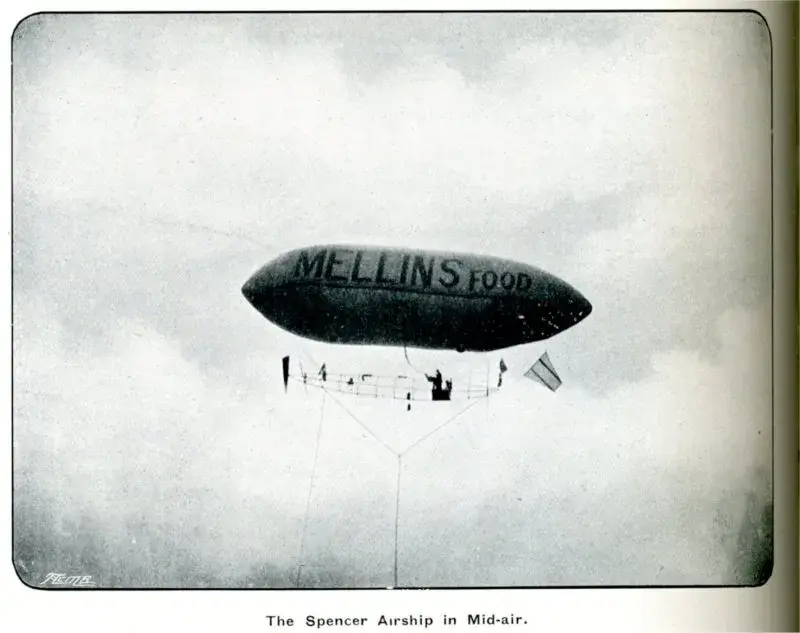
[390,398,481,588]
[323,390,398,457]
[393,454,402,588]
[289,365,489,590]
[398,401,480,457]
[295,392,326,588]
[278,345,492,590]
[403,345,428,376]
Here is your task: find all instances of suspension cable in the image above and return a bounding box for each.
[295,392,326,588]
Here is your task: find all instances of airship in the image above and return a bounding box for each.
[242,244,591,353]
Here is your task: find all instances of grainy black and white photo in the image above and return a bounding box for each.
[12,11,772,589]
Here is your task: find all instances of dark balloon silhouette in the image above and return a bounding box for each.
[242,244,591,353]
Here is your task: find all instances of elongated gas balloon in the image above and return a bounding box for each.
[242,244,591,353]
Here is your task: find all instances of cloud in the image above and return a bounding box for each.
[13,12,770,395]
[14,294,770,586]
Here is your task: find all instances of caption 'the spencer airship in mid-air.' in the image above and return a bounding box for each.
[242,244,592,402]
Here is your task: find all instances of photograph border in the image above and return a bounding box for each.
[5,2,797,628]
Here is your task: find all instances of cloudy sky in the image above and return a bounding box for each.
[12,12,772,589]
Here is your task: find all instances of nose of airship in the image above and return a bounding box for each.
[241,273,260,306]
[242,266,274,316]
